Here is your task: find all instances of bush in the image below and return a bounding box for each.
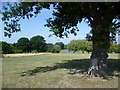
[1,42,13,54]
[53,45,61,53]
[31,50,38,53]
[55,42,65,49]
[46,43,54,52]
[11,46,22,53]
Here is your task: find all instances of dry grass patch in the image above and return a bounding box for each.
[3,53,52,57]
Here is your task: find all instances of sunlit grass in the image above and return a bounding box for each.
[2,53,119,88]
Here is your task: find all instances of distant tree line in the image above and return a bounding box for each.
[1,35,64,54]
[1,36,119,54]
[66,40,120,53]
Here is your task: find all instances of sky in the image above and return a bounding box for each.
[1,3,92,44]
[1,2,119,44]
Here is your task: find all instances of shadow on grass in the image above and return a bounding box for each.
[21,59,120,77]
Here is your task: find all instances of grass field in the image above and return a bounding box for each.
[2,53,119,88]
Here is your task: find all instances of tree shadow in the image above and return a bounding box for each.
[21,59,120,77]
[106,59,120,77]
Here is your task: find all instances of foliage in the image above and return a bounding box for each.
[1,2,120,48]
[46,43,54,52]
[85,41,93,53]
[11,45,22,53]
[1,2,54,37]
[67,40,92,53]
[53,45,61,53]
[45,3,120,48]
[108,42,119,53]
[64,45,67,49]
[118,44,120,53]
[30,35,47,52]
[1,3,120,38]
[1,42,13,54]
[17,37,31,52]
[55,42,65,49]
[31,50,38,53]
[67,40,79,53]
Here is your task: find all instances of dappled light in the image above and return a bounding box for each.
[2,53,119,88]
[21,59,119,78]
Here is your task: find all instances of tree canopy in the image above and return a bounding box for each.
[1,2,120,51]
[0,42,13,54]
[30,35,46,52]
[55,42,65,49]
[67,40,92,53]
[16,37,30,52]
[2,2,120,39]
[53,45,61,53]
[46,43,54,52]
[108,42,119,53]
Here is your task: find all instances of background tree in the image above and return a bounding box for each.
[1,42,13,54]
[64,44,67,49]
[67,40,92,53]
[67,40,79,53]
[46,43,54,52]
[30,35,47,52]
[17,37,31,52]
[1,2,120,77]
[31,50,38,53]
[85,41,93,53]
[53,45,61,53]
[12,43,22,53]
[77,40,87,53]
[108,42,118,53]
[55,42,65,49]
[118,44,120,53]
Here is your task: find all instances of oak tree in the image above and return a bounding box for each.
[1,2,120,77]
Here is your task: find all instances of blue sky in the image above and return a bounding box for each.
[1,3,91,44]
[1,2,119,45]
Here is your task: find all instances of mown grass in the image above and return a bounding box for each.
[2,53,119,88]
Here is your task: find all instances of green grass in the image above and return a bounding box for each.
[60,50,85,53]
[2,53,119,88]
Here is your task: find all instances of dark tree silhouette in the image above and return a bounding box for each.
[30,35,46,52]
[55,42,65,49]
[17,37,30,52]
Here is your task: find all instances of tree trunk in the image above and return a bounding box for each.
[86,11,114,78]
[88,45,108,78]
[87,24,110,78]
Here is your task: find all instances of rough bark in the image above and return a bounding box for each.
[88,45,108,78]
[87,19,110,78]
